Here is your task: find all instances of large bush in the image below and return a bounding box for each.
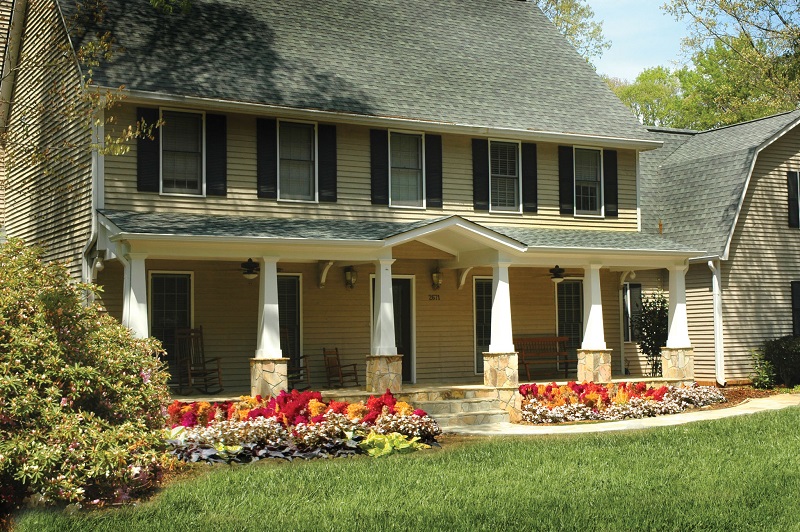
[760,336,800,388]
[0,239,171,509]
[635,290,669,377]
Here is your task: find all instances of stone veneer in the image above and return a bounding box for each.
[250,358,289,397]
[482,352,519,388]
[366,355,403,393]
[661,347,694,381]
[577,349,612,383]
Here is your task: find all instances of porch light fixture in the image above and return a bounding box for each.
[241,258,259,280]
[431,268,443,290]
[549,265,565,284]
[344,266,357,289]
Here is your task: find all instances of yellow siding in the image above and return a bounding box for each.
[722,128,800,381]
[3,0,92,277]
[686,263,715,380]
[104,104,640,231]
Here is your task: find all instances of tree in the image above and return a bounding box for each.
[533,0,610,62]
[663,0,800,123]
[635,291,669,377]
[609,66,687,128]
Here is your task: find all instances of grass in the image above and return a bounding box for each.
[13,407,800,531]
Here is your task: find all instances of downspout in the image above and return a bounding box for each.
[708,260,726,386]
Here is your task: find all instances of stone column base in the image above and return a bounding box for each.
[366,355,403,393]
[250,358,289,397]
[482,352,519,388]
[577,349,612,383]
[661,347,694,380]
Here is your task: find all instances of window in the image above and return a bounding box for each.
[623,283,643,342]
[792,281,800,337]
[557,280,583,351]
[574,148,602,215]
[474,278,493,373]
[161,110,204,194]
[149,273,192,386]
[390,132,424,208]
[788,171,800,228]
[490,141,521,212]
[279,121,316,201]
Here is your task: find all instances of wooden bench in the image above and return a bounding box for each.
[514,336,577,381]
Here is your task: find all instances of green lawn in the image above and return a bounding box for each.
[15,407,800,531]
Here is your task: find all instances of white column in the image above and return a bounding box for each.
[581,264,606,350]
[709,260,726,385]
[123,253,149,339]
[255,257,282,359]
[667,264,692,348]
[372,259,398,356]
[489,262,515,353]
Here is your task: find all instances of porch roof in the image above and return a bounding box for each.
[100,210,699,255]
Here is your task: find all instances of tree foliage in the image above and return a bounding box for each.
[635,291,669,378]
[610,67,687,128]
[533,0,610,61]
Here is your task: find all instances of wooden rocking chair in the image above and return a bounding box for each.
[323,348,359,388]
[288,354,312,390]
[174,326,223,394]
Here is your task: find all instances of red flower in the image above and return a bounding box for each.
[361,410,380,425]
[413,409,428,417]
[326,400,349,414]
[180,411,197,427]
[311,414,325,423]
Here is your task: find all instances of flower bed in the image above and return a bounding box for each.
[166,389,441,462]
[519,381,725,424]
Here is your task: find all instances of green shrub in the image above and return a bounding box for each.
[761,335,800,388]
[0,239,172,509]
[634,290,669,377]
[750,349,776,389]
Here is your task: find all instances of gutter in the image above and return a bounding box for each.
[708,260,726,386]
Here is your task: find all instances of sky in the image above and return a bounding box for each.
[588,0,692,81]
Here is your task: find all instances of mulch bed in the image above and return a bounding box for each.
[710,385,782,409]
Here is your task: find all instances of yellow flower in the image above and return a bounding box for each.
[347,402,369,420]
[308,399,327,417]
[394,401,413,416]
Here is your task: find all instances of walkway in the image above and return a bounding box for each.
[445,393,800,435]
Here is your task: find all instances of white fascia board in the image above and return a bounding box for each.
[107,231,385,249]
[722,116,800,261]
[97,87,663,150]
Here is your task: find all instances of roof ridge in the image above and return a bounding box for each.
[695,109,800,136]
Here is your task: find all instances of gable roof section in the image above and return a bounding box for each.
[641,110,800,259]
[61,0,653,144]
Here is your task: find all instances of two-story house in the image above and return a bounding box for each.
[1,0,701,394]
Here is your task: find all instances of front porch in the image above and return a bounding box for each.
[93,211,700,397]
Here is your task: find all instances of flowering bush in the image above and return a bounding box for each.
[0,239,172,510]
[167,389,441,463]
[519,381,725,424]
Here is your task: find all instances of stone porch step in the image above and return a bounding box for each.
[433,409,510,429]
[414,397,503,415]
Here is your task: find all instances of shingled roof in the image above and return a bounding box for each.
[61,0,652,143]
[641,110,800,258]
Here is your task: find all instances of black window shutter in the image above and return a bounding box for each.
[318,124,337,202]
[558,146,574,214]
[257,118,277,199]
[521,142,537,213]
[789,171,799,228]
[136,107,160,193]
[472,138,489,211]
[370,129,389,205]
[205,114,227,196]
[425,134,443,208]
[604,149,618,217]
[793,281,800,337]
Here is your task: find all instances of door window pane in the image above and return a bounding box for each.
[278,276,301,366]
[150,273,192,385]
[557,280,583,351]
[475,279,493,373]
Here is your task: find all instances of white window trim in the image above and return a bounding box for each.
[473,275,493,374]
[488,139,523,214]
[277,119,319,203]
[573,145,604,218]
[388,129,426,210]
[147,270,195,334]
[159,108,206,197]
